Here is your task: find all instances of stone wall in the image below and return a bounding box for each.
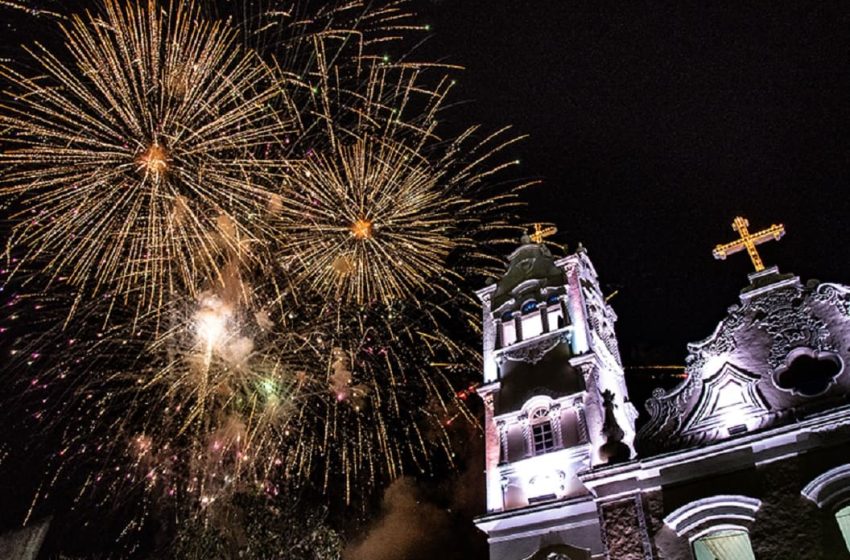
[621,442,850,559]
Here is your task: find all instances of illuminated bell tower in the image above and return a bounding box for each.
[475,234,636,526]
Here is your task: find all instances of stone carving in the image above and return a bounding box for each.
[681,362,769,436]
[548,403,564,447]
[814,283,850,316]
[582,282,622,364]
[500,331,571,364]
[576,405,589,443]
[749,287,832,369]
[639,274,850,453]
[641,371,700,446]
[497,420,508,465]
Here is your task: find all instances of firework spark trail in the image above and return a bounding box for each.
[276,36,532,307]
[0,0,536,535]
[0,0,64,20]
[257,30,535,501]
[0,0,290,312]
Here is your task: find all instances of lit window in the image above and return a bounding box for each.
[530,408,556,454]
[532,422,555,454]
[836,505,850,551]
[692,529,755,560]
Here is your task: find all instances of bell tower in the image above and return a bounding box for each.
[475,235,636,538]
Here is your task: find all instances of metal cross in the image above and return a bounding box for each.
[529,223,557,244]
[712,216,785,272]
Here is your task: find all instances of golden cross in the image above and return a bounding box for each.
[529,223,557,244]
[712,216,785,272]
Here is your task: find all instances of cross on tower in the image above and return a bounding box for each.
[712,216,785,272]
[529,223,557,244]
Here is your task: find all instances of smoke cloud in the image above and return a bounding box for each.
[344,426,488,560]
[344,478,452,560]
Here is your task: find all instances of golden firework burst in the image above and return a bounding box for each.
[280,137,460,304]
[0,0,289,309]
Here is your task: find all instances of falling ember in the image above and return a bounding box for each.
[350,218,374,240]
[137,143,169,177]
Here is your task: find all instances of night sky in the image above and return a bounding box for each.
[417,1,850,368]
[3,2,850,558]
[404,5,850,555]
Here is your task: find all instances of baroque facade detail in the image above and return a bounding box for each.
[475,243,850,560]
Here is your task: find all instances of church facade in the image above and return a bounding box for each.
[474,222,850,559]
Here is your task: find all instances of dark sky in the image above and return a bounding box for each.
[417,1,850,367]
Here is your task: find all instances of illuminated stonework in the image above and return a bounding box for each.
[475,245,850,560]
[639,266,850,454]
[475,239,638,559]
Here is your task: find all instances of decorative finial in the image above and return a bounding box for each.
[712,216,785,272]
[529,223,557,244]
[599,389,630,464]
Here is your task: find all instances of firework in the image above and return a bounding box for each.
[0,0,289,309]
[126,288,306,506]
[208,0,417,58]
[4,269,319,522]
[260,35,533,500]
[0,1,534,546]
[280,136,461,304]
[269,300,475,503]
[275,40,529,306]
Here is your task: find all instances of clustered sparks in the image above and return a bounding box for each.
[0,0,290,310]
[0,0,528,544]
[281,136,462,305]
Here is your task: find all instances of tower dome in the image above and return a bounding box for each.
[491,234,567,312]
[475,236,637,518]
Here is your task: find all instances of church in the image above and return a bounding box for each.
[473,218,850,560]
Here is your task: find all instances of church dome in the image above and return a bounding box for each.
[638,267,850,455]
[491,235,566,312]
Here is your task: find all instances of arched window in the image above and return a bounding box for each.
[802,464,850,552]
[522,300,539,313]
[692,529,755,560]
[530,407,555,455]
[664,495,761,560]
